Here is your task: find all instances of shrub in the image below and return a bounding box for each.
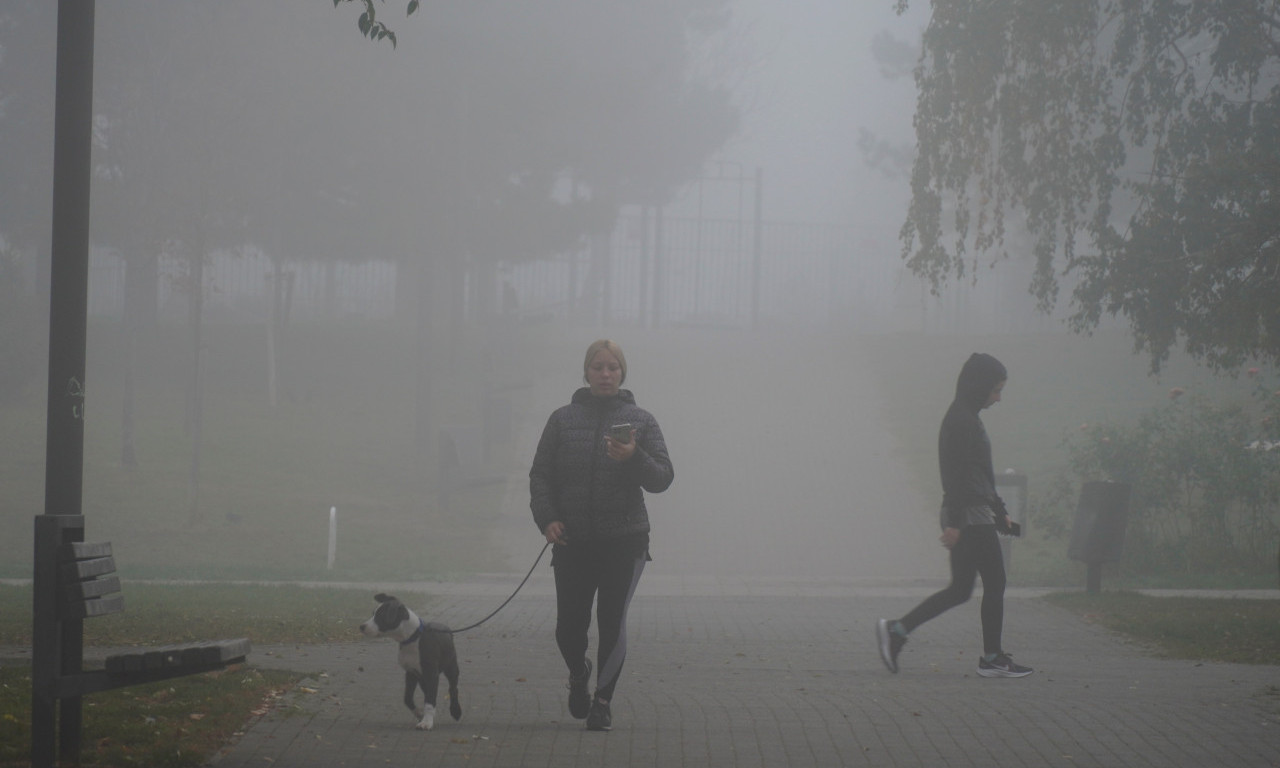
[1044,376,1280,578]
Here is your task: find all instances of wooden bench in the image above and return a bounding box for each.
[31,514,250,768]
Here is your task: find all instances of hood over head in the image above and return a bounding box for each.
[954,353,1007,410]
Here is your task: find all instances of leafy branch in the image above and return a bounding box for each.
[333,0,422,48]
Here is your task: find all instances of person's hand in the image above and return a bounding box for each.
[545,521,568,545]
[940,527,960,550]
[604,430,636,462]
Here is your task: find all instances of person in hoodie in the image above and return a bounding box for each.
[875,353,1033,678]
[530,339,674,730]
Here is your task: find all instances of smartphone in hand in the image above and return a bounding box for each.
[995,517,1022,537]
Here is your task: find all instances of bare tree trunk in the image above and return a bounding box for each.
[324,260,337,320]
[186,248,205,520]
[266,256,281,410]
[414,253,434,455]
[579,228,612,325]
[448,252,465,366]
[118,249,156,469]
[393,257,414,327]
[119,288,137,468]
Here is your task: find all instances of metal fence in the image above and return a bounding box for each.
[87,246,397,323]
[501,212,1061,334]
[503,214,906,331]
[83,215,1067,335]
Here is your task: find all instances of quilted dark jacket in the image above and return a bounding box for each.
[529,387,674,542]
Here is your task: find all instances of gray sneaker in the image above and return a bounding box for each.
[876,619,906,673]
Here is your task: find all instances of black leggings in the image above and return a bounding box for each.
[552,534,648,703]
[899,524,1006,656]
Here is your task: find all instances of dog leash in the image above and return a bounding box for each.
[432,540,552,634]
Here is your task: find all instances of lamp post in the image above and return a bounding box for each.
[34,5,97,766]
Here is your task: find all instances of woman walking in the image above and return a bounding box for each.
[530,339,674,730]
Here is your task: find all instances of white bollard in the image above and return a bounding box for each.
[327,506,337,570]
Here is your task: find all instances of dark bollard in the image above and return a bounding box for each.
[1067,481,1131,594]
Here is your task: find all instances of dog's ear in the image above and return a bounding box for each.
[374,593,394,603]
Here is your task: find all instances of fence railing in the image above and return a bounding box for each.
[80,216,1072,335]
[87,247,397,323]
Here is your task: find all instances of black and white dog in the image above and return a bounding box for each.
[359,593,463,730]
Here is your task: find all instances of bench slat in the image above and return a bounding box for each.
[62,594,125,620]
[104,638,251,676]
[59,555,116,582]
[59,541,113,561]
[62,575,121,603]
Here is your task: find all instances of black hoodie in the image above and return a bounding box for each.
[937,353,1007,529]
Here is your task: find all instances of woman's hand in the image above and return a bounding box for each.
[940,527,960,550]
[545,521,568,546]
[604,430,636,462]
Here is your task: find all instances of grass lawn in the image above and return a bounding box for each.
[0,665,303,768]
[0,583,406,768]
[1043,590,1280,665]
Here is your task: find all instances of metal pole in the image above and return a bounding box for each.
[653,206,665,328]
[694,179,704,318]
[35,4,96,766]
[44,0,94,518]
[639,205,651,328]
[750,167,763,332]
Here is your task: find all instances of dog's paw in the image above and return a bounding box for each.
[415,703,435,731]
[450,700,462,721]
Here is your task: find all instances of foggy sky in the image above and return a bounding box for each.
[8,1,983,590]
[726,1,922,225]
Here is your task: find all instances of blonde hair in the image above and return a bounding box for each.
[583,339,627,385]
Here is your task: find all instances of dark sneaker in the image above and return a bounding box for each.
[977,652,1033,678]
[567,658,592,719]
[585,698,612,731]
[876,618,906,673]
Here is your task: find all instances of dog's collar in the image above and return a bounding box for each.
[401,618,425,646]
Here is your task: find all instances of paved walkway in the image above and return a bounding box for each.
[205,577,1280,768]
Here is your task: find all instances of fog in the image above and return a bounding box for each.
[4,1,1058,589]
[489,330,947,589]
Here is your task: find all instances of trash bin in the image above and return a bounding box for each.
[1067,481,1131,593]
[995,471,1028,569]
